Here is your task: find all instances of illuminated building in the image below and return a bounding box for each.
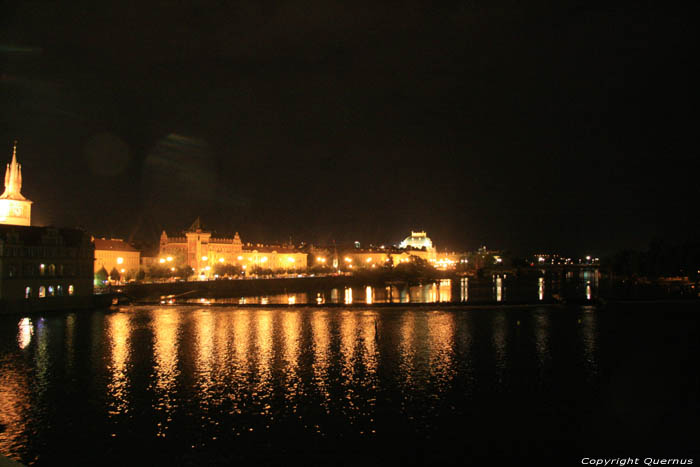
[0,225,95,312]
[158,218,307,277]
[0,141,32,226]
[94,238,140,275]
[399,231,435,251]
[0,141,95,312]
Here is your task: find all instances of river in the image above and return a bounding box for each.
[1,303,698,465]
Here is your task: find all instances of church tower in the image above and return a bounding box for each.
[0,140,33,226]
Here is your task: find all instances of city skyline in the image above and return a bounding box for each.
[1,2,695,255]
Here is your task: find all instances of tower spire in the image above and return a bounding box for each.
[1,139,32,225]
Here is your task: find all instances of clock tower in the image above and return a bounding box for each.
[0,140,32,226]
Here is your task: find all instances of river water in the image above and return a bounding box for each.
[1,304,699,465]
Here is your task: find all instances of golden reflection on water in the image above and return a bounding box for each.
[281,310,302,399]
[194,310,216,398]
[0,338,30,461]
[311,311,331,409]
[538,277,545,301]
[17,318,32,350]
[253,310,274,405]
[107,312,131,416]
[427,312,455,388]
[399,312,416,388]
[151,308,181,437]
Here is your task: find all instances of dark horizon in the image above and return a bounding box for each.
[1,2,696,256]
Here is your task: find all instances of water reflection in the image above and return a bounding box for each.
[107,312,131,417]
[18,318,32,350]
[579,309,598,380]
[281,310,302,401]
[174,269,610,305]
[311,311,331,410]
[0,358,29,462]
[150,309,181,437]
[533,313,550,374]
[0,304,623,465]
[428,312,456,390]
[492,313,509,383]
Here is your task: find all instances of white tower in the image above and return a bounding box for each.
[0,140,33,226]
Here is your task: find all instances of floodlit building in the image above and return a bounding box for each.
[398,231,435,251]
[94,238,140,276]
[397,230,437,262]
[0,141,97,312]
[158,218,307,277]
[0,141,32,226]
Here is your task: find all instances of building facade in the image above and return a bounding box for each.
[0,225,94,311]
[0,141,32,226]
[94,238,141,276]
[158,219,307,277]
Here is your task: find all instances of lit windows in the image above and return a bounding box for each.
[38,286,46,298]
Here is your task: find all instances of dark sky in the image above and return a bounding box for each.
[1,1,696,255]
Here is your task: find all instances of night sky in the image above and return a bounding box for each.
[1,1,696,255]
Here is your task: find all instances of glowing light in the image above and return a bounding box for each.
[167,256,173,262]
[18,318,33,349]
[218,258,224,263]
[366,257,372,263]
[288,295,296,305]
[201,256,208,261]
[237,256,243,261]
[261,256,268,263]
[120,268,126,273]
[116,257,124,264]
[287,257,295,263]
[159,258,166,264]
[204,266,211,271]
[242,265,247,269]
[344,257,352,263]
[170,267,176,272]
[365,286,373,304]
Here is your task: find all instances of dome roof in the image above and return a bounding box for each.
[399,231,434,250]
